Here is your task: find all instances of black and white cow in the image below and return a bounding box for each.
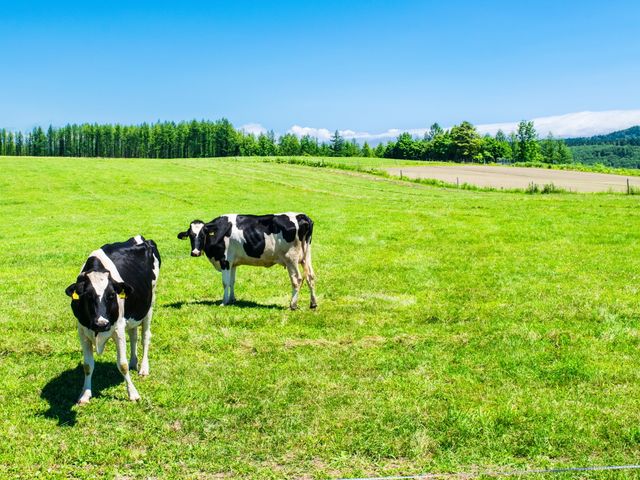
[178,213,316,309]
[65,235,161,404]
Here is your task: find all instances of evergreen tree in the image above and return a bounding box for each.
[424,122,444,141]
[30,127,48,156]
[329,130,344,156]
[374,143,386,158]
[300,135,319,156]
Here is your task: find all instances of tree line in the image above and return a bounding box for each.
[376,121,572,164]
[565,126,640,147]
[0,119,572,164]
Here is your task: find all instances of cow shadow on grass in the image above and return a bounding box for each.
[40,362,122,427]
[163,299,285,310]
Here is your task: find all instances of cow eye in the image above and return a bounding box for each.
[107,292,116,300]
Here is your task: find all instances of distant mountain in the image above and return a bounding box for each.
[565,125,640,146]
[565,126,640,169]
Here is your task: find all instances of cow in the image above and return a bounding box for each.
[65,235,161,404]
[177,213,316,310]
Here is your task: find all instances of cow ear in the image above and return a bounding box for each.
[177,231,189,239]
[114,282,134,299]
[204,223,217,236]
[65,283,77,298]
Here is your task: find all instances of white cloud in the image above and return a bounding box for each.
[286,110,640,144]
[288,125,409,143]
[239,123,267,136]
[288,125,333,141]
[476,110,640,138]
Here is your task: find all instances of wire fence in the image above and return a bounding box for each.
[340,464,640,479]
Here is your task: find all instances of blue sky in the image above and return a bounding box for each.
[2,0,640,138]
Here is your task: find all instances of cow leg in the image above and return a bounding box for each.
[229,266,237,304]
[128,327,138,372]
[302,245,317,309]
[114,326,140,401]
[138,310,152,376]
[77,330,94,405]
[221,269,231,305]
[286,262,303,310]
[306,263,318,310]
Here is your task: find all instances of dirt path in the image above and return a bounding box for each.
[385,165,640,192]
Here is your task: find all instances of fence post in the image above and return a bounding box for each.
[627,178,630,195]
[400,169,403,179]
[456,177,459,188]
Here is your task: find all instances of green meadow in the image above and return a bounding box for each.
[2,156,640,479]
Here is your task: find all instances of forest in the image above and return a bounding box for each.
[565,126,640,168]
[0,118,581,166]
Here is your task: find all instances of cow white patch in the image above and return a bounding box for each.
[86,271,110,300]
[151,253,160,287]
[79,324,113,355]
[190,222,204,236]
[283,212,300,230]
[134,235,143,244]
[85,249,124,283]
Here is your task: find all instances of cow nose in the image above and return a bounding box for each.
[93,317,110,331]
[96,317,109,326]
[191,250,201,257]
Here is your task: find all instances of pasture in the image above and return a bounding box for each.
[1,156,640,479]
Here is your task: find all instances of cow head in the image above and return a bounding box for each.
[177,220,209,257]
[66,271,133,354]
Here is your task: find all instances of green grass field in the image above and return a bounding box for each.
[2,156,640,479]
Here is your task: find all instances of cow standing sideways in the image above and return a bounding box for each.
[178,213,316,309]
[65,235,161,404]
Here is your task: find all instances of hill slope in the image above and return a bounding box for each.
[565,125,640,146]
[2,157,640,478]
[563,125,640,168]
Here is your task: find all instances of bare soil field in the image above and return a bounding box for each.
[386,165,640,192]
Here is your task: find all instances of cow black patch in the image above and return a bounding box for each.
[204,216,233,269]
[234,214,297,258]
[236,215,267,258]
[270,215,297,243]
[102,238,161,320]
[296,214,313,244]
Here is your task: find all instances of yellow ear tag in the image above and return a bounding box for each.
[72,291,79,300]
[118,291,127,299]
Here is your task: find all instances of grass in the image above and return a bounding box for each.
[251,156,572,194]
[513,160,640,178]
[251,155,423,169]
[241,156,640,195]
[245,155,640,179]
[2,156,640,478]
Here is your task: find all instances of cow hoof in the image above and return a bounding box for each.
[290,305,299,311]
[77,397,91,406]
[138,366,149,377]
[129,362,138,371]
[310,303,318,309]
[129,393,141,402]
